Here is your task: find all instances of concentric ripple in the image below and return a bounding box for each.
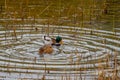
[0,25,120,80]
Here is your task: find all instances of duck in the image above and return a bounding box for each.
[39,36,63,56]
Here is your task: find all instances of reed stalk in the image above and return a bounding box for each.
[13,11,17,41]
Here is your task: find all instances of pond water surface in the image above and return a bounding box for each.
[0,24,120,80]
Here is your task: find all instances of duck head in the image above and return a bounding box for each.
[56,36,62,43]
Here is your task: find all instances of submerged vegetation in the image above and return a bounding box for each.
[0,0,120,80]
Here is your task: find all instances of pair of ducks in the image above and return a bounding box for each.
[39,36,63,55]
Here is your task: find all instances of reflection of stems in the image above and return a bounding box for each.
[51,28,56,35]
[43,58,47,75]
[13,27,17,40]
[5,24,7,45]
[45,63,47,74]
[13,12,17,41]
[112,15,116,36]
[0,5,2,13]
[47,18,49,36]
[5,0,7,11]
[114,52,118,80]
[21,17,24,39]
[81,8,84,28]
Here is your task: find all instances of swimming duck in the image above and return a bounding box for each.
[39,36,63,56]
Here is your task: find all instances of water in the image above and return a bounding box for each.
[0,24,120,80]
